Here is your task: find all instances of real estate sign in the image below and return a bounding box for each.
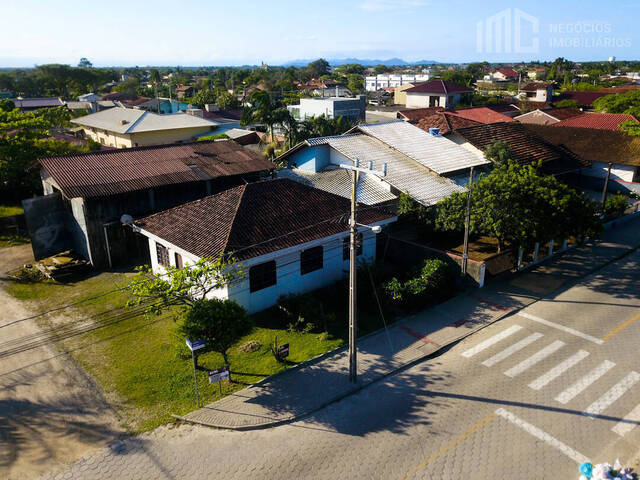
[209,366,230,384]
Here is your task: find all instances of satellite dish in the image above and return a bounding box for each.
[120,214,134,225]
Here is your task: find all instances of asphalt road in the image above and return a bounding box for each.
[44,247,640,480]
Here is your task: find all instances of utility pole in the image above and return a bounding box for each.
[600,162,613,213]
[339,158,387,383]
[461,166,474,277]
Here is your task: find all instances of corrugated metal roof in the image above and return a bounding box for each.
[321,134,465,206]
[355,121,489,175]
[40,140,274,199]
[277,167,397,206]
[71,107,218,134]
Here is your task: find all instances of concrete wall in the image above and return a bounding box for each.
[143,227,382,314]
[586,161,637,182]
[288,145,330,172]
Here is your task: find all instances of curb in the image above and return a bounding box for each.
[176,234,640,432]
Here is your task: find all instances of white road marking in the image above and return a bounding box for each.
[612,404,640,436]
[461,325,523,358]
[555,360,616,404]
[584,371,640,419]
[495,408,590,464]
[517,311,604,345]
[529,350,590,390]
[482,333,543,367]
[504,340,566,378]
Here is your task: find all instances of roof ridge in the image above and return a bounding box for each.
[222,183,249,257]
[124,109,147,134]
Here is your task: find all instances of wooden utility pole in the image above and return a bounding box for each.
[462,166,474,277]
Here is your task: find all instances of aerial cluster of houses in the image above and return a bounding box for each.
[9,67,640,313]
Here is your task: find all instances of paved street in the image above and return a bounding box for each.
[44,227,640,479]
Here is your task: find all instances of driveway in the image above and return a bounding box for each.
[0,244,124,480]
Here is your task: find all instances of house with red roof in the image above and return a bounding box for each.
[404,80,473,109]
[552,112,639,131]
[493,68,519,82]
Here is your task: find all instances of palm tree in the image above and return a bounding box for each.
[273,107,298,148]
[150,69,161,113]
[241,90,278,143]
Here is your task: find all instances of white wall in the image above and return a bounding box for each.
[141,225,389,314]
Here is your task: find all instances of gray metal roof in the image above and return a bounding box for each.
[355,121,489,175]
[71,107,219,134]
[277,167,397,206]
[320,134,465,206]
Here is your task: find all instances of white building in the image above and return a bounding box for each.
[135,179,396,314]
[404,80,473,109]
[287,96,366,122]
[365,74,430,92]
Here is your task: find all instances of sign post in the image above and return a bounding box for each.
[185,338,207,407]
[208,365,230,395]
[278,343,289,360]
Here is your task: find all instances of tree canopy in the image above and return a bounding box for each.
[593,89,640,117]
[435,160,602,252]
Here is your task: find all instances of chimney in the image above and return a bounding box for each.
[186,108,204,118]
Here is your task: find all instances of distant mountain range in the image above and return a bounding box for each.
[281,58,442,67]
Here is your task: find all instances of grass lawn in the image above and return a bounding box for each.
[0,205,24,218]
[0,234,30,248]
[4,271,344,432]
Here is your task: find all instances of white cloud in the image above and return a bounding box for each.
[358,0,429,11]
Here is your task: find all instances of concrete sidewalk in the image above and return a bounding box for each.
[177,217,640,431]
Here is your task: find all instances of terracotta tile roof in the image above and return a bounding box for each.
[524,124,640,167]
[404,80,472,95]
[203,108,244,121]
[521,82,553,92]
[415,112,481,135]
[452,107,515,124]
[136,179,394,261]
[454,122,590,175]
[552,112,639,131]
[554,91,611,108]
[486,104,521,115]
[496,68,519,77]
[542,107,584,121]
[40,140,274,199]
[397,107,446,122]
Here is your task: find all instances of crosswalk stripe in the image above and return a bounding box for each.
[529,350,590,390]
[517,311,604,345]
[584,371,640,419]
[555,360,616,404]
[461,325,523,358]
[612,404,640,436]
[482,333,543,367]
[495,408,590,465]
[504,340,566,378]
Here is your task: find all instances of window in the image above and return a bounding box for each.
[300,246,323,275]
[156,243,170,267]
[343,233,363,261]
[249,260,276,292]
[174,252,183,269]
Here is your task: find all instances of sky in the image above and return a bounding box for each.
[1,0,640,67]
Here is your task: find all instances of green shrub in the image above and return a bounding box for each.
[604,194,628,217]
[383,259,454,310]
[277,293,335,333]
